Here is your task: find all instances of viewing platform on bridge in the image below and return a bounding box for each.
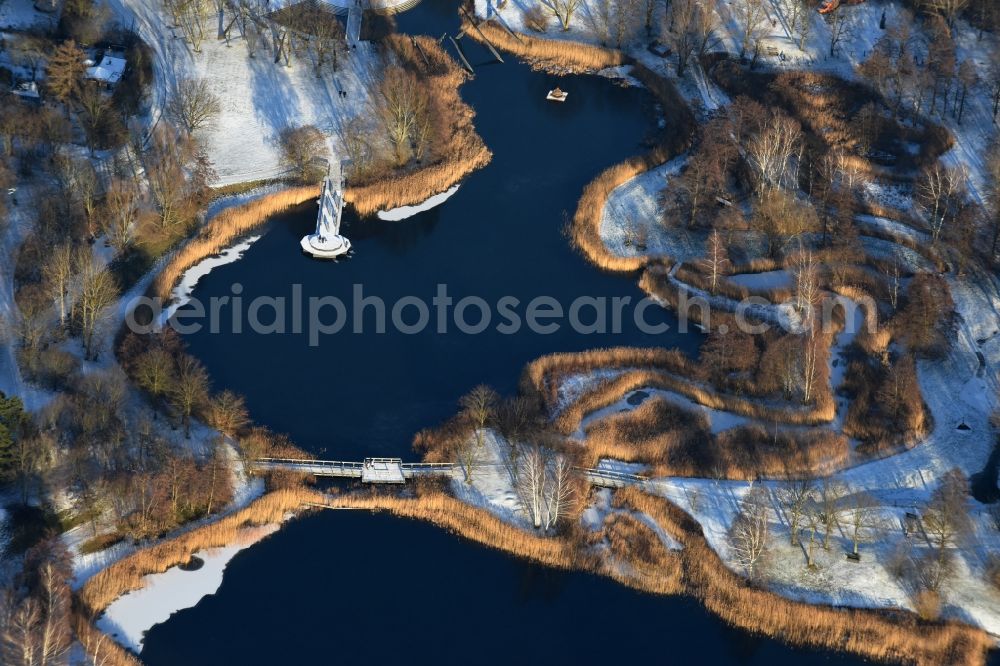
[361,457,405,483]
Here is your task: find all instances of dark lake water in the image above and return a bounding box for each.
[175,1,698,458]
[141,510,867,666]
[145,2,998,664]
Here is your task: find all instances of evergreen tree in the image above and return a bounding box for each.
[0,392,26,477]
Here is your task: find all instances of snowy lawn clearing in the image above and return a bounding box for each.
[108,0,380,186]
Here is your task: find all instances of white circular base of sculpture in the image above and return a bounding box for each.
[300,233,352,258]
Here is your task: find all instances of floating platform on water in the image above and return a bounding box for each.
[547,88,568,102]
[361,457,406,484]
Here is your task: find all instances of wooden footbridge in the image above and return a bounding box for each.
[253,457,646,488]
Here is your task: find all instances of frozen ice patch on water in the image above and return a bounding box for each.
[97,525,277,653]
[377,185,460,221]
[159,236,262,325]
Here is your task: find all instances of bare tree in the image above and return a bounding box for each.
[824,9,852,57]
[989,59,1000,121]
[373,65,430,165]
[778,478,814,545]
[729,485,770,579]
[986,142,1000,259]
[208,390,250,437]
[544,453,579,530]
[745,114,803,196]
[954,59,977,124]
[916,162,967,243]
[338,116,375,181]
[540,0,584,30]
[840,489,883,556]
[518,444,547,527]
[37,562,71,665]
[921,0,970,28]
[662,0,698,77]
[819,479,846,550]
[134,347,175,410]
[733,0,767,60]
[923,468,973,563]
[171,354,210,438]
[102,179,139,252]
[693,0,720,57]
[41,245,75,329]
[699,229,731,294]
[2,597,41,666]
[593,0,643,47]
[166,78,222,134]
[279,125,330,184]
[53,152,99,237]
[75,257,118,360]
[460,385,498,452]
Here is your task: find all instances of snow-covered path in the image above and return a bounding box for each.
[0,185,55,411]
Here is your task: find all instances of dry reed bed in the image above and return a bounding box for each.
[583,397,850,479]
[675,263,794,303]
[79,486,578,617]
[344,35,492,216]
[591,511,684,594]
[151,186,320,301]
[558,365,836,438]
[614,488,993,666]
[465,18,625,73]
[521,346,700,410]
[75,481,987,666]
[566,63,696,272]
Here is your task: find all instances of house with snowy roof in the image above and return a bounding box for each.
[84,52,127,88]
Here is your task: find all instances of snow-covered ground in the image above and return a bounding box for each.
[450,430,529,528]
[0,184,57,412]
[0,0,57,30]
[96,524,278,653]
[600,157,707,262]
[107,0,379,186]
[576,387,748,437]
[729,270,793,291]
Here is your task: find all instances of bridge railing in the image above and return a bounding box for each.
[254,458,364,471]
[253,458,649,487]
[582,468,649,487]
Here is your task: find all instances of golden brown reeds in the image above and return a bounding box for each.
[464,18,625,72]
[582,395,710,469]
[564,63,695,273]
[558,366,836,437]
[151,186,320,302]
[344,35,492,216]
[674,263,794,303]
[583,397,849,479]
[79,485,580,618]
[595,511,684,594]
[614,488,993,666]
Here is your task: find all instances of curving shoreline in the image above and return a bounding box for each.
[79,484,994,666]
[88,14,995,666]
